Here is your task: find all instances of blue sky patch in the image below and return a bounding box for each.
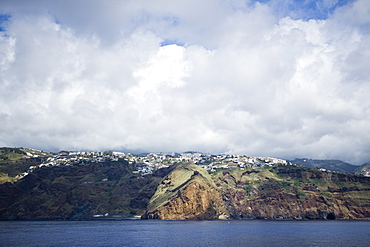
[0,14,11,32]
[160,39,185,47]
[256,0,354,20]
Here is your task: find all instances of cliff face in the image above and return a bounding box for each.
[222,183,370,220]
[143,164,228,220]
[1,162,370,220]
[216,166,370,220]
[144,164,370,220]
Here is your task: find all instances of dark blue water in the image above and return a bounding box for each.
[1,220,369,247]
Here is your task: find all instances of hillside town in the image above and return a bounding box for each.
[17,150,289,179]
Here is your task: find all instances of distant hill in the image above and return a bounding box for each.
[288,158,359,173]
[288,158,370,176]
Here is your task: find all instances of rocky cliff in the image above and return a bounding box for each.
[1,161,370,220]
[143,163,228,220]
[218,166,370,220]
[143,164,370,220]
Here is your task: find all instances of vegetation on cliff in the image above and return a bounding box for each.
[143,163,228,220]
[1,147,370,220]
[212,165,370,219]
[0,159,175,219]
[141,164,370,220]
[0,147,52,183]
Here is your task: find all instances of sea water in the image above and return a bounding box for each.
[1,220,369,247]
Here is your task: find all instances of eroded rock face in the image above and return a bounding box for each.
[223,190,344,220]
[143,165,370,220]
[217,167,370,220]
[143,164,229,220]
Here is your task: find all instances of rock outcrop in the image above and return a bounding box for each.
[143,163,229,220]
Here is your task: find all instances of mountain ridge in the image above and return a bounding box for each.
[288,158,370,175]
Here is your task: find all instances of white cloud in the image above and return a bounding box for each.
[0,0,369,164]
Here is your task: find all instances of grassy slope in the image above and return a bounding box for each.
[147,163,214,212]
[0,147,52,183]
[147,163,195,211]
[145,163,229,220]
[213,165,370,198]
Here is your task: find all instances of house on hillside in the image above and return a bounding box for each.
[58,151,70,157]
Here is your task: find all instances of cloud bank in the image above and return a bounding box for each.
[0,0,369,164]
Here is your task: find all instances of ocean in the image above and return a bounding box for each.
[1,220,369,247]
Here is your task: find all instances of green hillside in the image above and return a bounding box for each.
[0,147,52,183]
[0,159,175,219]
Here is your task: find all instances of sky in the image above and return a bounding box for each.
[0,0,369,165]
